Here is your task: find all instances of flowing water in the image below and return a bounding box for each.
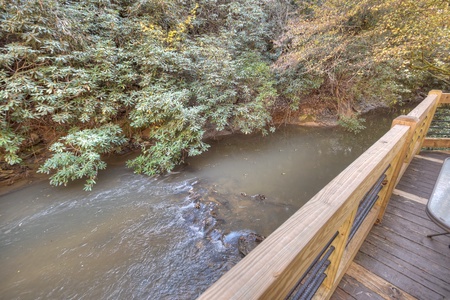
[0,109,400,299]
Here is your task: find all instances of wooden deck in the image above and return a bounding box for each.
[332,151,450,300]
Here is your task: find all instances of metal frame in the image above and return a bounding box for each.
[425,158,450,248]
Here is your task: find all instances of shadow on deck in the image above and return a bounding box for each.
[332,151,450,300]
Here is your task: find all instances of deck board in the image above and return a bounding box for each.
[336,270,384,300]
[332,151,450,300]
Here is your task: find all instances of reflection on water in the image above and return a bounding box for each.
[0,109,398,299]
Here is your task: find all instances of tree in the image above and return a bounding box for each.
[274,0,449,120]
[373,0,449,84]
[0,0,280,189]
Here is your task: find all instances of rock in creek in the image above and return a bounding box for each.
[238,232,265,256]
[250,194,266,201]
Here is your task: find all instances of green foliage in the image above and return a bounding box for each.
[1,0,281,188]
[372,0,450,83]
[0,124,24,164]
[126,85,209,175]
[274,0,449,113]
[2,0,446,189]
[38,124,126,191]
[337,115,366,134]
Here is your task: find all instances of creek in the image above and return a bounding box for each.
[0,109,401,299]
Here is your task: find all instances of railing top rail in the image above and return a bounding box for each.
[406,92,440,121]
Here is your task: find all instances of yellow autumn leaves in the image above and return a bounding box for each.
[140,3,199,47]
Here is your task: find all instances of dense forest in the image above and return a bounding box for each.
[1,0,449,190]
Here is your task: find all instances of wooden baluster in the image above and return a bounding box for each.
[322,207,357,290]
[375,154,401,224]
[416,90,442,153]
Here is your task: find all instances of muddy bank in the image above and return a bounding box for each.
[0,160,48,197]
[271,95,420,127]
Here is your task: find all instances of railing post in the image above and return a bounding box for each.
[374,117,418,223]
[391,116,419,166]
[376,90,442,223]
[438,92,450,104]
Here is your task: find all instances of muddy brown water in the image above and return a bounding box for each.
[0,109,403,299]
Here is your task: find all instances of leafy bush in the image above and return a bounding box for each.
[0,124,24,165]
[274,0,449,113]
[0,0,281,188]
[38,124,126,191]
[337,115,366,134]
[2,0,447,189]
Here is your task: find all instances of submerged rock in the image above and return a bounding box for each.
[251,194,266,201]
[238,232,265,256]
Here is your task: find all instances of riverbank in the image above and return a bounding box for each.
[1,101,413,195]
[0,161,48,197]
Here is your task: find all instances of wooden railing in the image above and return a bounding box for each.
[198,90,448,300]
[423,92,450,149]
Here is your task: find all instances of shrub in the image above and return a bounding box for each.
[37,124,126,191]
[337,115,366,134]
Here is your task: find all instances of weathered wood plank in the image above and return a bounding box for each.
[400,167,440,184]
[396,159,441,195]
[354,252,442,300]
[400,160,441,182]
[332,273,383,300]
[359,240,450,298]
[370,224,450,268]
[415,154,445,163]
[438,93,450,104]
[399,175,437,189]
[396,179,437,195]
[365,234,450,288]
[395,181,434,199]
[392,189,428,205]
[330,286,357,300]
[404,162,443,180]
[388,194,430,220]
[386,204,442,232]
[334,151,450,299]
[420,151,450,160]
[346,262,415,300]
[423,138,450,148]
[381,210,450,248]
[389,193,446,232]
